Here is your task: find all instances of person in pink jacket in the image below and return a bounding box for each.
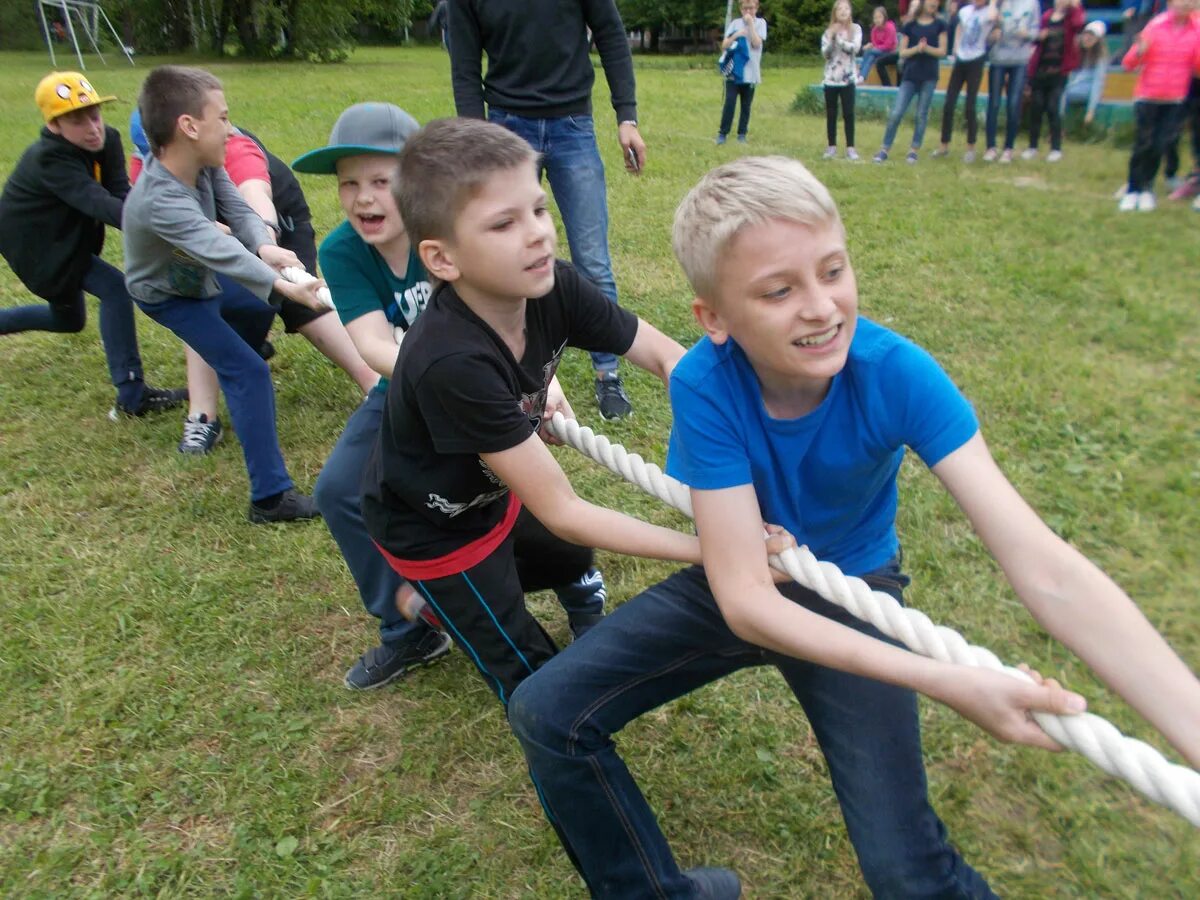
[1118,0,1200,210]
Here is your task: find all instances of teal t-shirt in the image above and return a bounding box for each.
[317,220,432,391]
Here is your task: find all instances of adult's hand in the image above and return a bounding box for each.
[619,121,646,175]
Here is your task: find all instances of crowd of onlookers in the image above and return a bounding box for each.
[716,0,1200,210]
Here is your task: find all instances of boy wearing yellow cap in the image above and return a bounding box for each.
[0,71,185,419]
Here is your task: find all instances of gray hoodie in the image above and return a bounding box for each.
[989,0,1040,66]
[122,155,276,305]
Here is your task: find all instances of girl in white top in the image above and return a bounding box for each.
[821,0,864,159]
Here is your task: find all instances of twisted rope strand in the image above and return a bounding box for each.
[547,412,1200,828]
[279,266,334,310]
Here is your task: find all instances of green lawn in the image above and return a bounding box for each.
[1,46,1198,897]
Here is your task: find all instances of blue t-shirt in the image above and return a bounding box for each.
[317,220,432,392]
[901,18,948,83]
[666,318,979,576]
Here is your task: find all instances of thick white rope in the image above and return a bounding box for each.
[279,267,405,345]
[279,266,334,310]
[547,412,1200,828]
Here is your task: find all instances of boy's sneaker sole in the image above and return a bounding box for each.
[344,630,452,690]
[108,385,188,420]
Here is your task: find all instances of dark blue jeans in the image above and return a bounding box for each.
[315,388,423,648]
[719,82,756,138]
[510,564,995,899]
[135,279,290,502]
[985,63,1028,151]
[0,255,146,408]
[1129,100,1186,192]
[487,108,620,374]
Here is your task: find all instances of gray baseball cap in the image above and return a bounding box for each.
[291,102,420,174]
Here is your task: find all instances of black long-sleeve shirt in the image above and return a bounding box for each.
[449,0,638,124]
[0,125,129,299]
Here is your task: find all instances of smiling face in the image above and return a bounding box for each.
[432,164,557,307]
[47,104,106,152]
[336,153,406,254]
[694,218,857,418]
[834,0,852,22]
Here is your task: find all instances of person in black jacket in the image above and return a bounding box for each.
[0,71,185,419]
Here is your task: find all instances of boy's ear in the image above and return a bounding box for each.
[177,113,199,142]
[418,238,460,284]
[691,296,731,345]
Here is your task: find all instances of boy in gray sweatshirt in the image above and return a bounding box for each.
[123,65,326,522]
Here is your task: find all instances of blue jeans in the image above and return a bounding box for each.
[487,108,620,374]
[985,64,1028,151]
[315,389,424,648]
[859,48,884,80]
[135,279,291,502]
[510,564,995,898]
[0,255,146,409]
[881,79,937,151]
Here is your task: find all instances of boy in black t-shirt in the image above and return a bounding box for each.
[360,118,742,706]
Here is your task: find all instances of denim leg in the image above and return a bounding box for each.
[772,575,996,899]
[882,80,918,150]
[509,566,763,898]
[912,80,937,149]
[737,84,755,137]
[139,291,292,501]
[314,390,419,648]
[719,80,738,136]
[860,49,881,80]
[490,109,621,375]
[1004,65,1027,150]
[80,256,145,408]
[0,292,85,334]
[542,115,620,373]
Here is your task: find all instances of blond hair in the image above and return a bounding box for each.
[672,156,841,300]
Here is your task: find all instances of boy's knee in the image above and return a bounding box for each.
[508,674,565,747]
[312,464,352,519]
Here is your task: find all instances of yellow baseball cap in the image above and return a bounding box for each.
[35,71,117,124]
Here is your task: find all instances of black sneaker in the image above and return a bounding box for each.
[595,372,633,421]
[683,867,741,899]
[258,340,276,361]
[178,414,223,455]
[343,628,452,690]
[108,385,188,420]
[247,488,320,524]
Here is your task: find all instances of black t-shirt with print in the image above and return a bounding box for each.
[362,260,639,560]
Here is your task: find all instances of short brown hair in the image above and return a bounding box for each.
[137,65,222,155]
[395,118,537,247]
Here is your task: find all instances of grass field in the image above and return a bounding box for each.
[1,46,1198,898]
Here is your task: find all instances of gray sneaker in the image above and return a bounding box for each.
[178,413,223,455]
[344,628,452,690]
[595,373,633,421]
[247,488,319,524]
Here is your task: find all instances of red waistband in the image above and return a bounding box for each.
[374,492,522,581]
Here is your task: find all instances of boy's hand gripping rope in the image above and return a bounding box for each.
[279,266,335,310]
[545,412,1200,828]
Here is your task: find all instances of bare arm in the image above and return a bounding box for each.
[481,434,702,565]
[620,318,686,388]
[933,432,1200,768]
[345,309,400,380]
[693,483,1086,749]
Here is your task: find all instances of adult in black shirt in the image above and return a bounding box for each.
[449,0,647,422]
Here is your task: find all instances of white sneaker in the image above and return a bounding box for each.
[1046,150,1062,163]
[822,146,837,160]
[1020,147,1038,161]
[1193,194,1200,212]
[1137,191,1156,212]
[1118,192,1139,212]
